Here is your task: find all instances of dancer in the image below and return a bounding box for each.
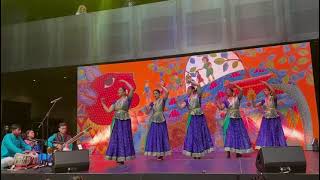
[101,79,135,165]
[144,81,171,160]
[177,80,214,159]
[253,81,287,149]
[215,82,252,158]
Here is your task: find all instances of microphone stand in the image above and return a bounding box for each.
[38,100,58,154]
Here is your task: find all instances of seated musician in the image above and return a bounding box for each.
[47,122,73,151]
[1,124,32,169]
[24,130,41,152]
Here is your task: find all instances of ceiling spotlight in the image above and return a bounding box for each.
[63,76,67,79]
[33,79,36,82]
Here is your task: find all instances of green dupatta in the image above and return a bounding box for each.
[223,115,231,141]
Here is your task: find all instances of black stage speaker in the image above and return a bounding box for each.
[53,150,90,173]
[256,146,306,173]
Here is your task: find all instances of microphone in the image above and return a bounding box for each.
[50,97,62,103]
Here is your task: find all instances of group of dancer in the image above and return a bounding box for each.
[1,78,288,169]
[100,79,287,165]
[0,77,288,169]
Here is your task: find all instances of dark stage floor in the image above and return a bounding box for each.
[86,151,319,174]
[1,151,319,180]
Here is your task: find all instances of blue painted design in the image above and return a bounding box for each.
[268,54,275,60]
[221,52,228,58]
[256,48,263,53]
[289,55,296,63]
[283,45,290,53]
[190,58,195,64]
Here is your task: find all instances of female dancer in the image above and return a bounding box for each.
[101,80,135,165]
[144,81,171,160]
[216,82,252,158]
[254,81,287,149]
[177,80,214,159]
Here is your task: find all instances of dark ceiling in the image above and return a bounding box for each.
[1,67,77,98]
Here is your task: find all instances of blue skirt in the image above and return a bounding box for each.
[183,114,214,157]
[255,116,287,149]
[144,121,171,156]
[105,119,135,161]
[224,117,253,154]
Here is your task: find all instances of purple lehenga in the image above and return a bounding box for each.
[223,95,253,154]
[182,91,214,158]
[144,97,171,157]
[255,95,287,149]
[106,96,135,161]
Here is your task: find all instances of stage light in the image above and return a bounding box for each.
[283,128,304,141]
[33,79,36,82]
[90,127,111,145]
[64,76,67,79]
[250,116,304,142]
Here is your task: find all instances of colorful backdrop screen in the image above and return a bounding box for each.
[77,42,319,154]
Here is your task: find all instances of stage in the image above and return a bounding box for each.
[1,151,318,180]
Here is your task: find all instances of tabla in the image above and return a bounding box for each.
[13,152,38,169]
